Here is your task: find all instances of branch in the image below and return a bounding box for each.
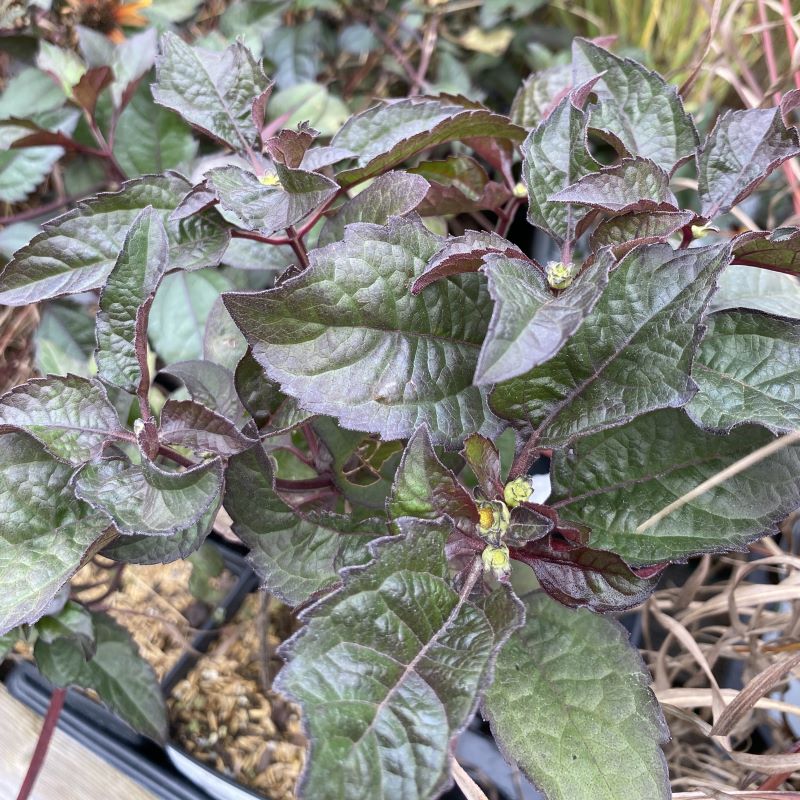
[451,757,490,800]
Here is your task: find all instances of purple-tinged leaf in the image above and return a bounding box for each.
[153,33,271,153]
[74,455,224,537]
[521,83,600,244]
[512,535,661,612]
[0,173,230,306]
[549,157,678,214]
[698,107,800,218]
[572,38,698,172]
[476,250,613,386]
[462,433,503,499]
[206,164,338,238]
[411,230,528,295]
[408,156,511,215]
[71,66,113,116]
[484,592,670,800]
[224,216,504,447]
[170,182,218,222]
[299,145,356,171]
[275,519,523,800]
[317,171,428,247]
[0,375,128,465]
[95,207,169,394]
[491,242,730,446]
[388,426,478,526]
[159,399,256,456]
[0,432,111,635]
[234,350,312,435]
[161,360,247,425]
[505,503,553,547]
[687,310,800,435]
[550,408,800,564]
[730,226,800,275]
[225,445,384,605]
[511,64,573,128]
[590,209,694,256]
[264,122,317,168]
[332,95,525,188]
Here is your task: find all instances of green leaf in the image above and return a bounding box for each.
[113,85,197,176]
[476,250,612,385]
[264,19,322,89]
[153,33,271,152]
[206,163,338,238]
[159,399,256,455]
[225,445,384,605]
[491,243,729,446]
[149,269,234,364]
[462,433,503,499]
[0,173,230,306]
[687,310,800,434]
[512,538,661,612]
[311,416,401,510]
[522,91,598,243]
[411,230,527,295]
[162,359,247,424]
[590,210,694,257]
[0,375,127,464]
[74,455,224,536]
[332,95,525,188]
[0,629,19,660]
[34,301,95,377]
[699,108,800,218]
[550,409,800,564]
[268,82,349,138]
[224,216,504,447]
[388,427,478,526]
[549,157,678,214]
[712,264,800,319]
[730,226,800,274]
[572,38,697,172]
[511,64,572,129]
[95,206,170,393]
[317,171,429,247]
[35,612,167,740]
[275,519,523,800]
[37,41,86,96]
[35,600,95,659]
[0,146,63,204]
[102,491,220,564]
[0,67,66,118]
[0,432,109,635]
[484,592,669,800]
[235,350,312,434]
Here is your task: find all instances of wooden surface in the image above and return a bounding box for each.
[0,684,157,800]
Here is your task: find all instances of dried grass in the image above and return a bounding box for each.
[642,520,800,797]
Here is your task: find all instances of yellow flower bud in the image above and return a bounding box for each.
[690,222,719,240]
[477,500,510,544]
[259,173,281,188]
[482,543,511,579]
[504,476,534,508]
[545,261,577,290]
[512,181,528,198]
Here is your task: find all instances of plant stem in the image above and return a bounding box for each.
[508,431,541,481]
[16,688,66,800]
[451,757,490,800]
[286,225,310,269]
[0,187,103,225]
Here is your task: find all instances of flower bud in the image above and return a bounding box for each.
[512,181,528,198]
[481,543,511,580]
[545,261,577,290]
[259,173,281,188]
[477,500,510,545]
[504,476,534,508]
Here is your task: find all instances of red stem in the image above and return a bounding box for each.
[16,688,66,800]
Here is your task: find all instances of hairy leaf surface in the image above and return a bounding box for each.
[550,409,800,564]
[224,216,503,447]
[688,310,800,434]
[0,433,109,634]
[484,592,669,800]
[0,174,229,305]
[491,243,729,445]
[0,375,127,464]
[159,399,256,455]
[275,520,522,800]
